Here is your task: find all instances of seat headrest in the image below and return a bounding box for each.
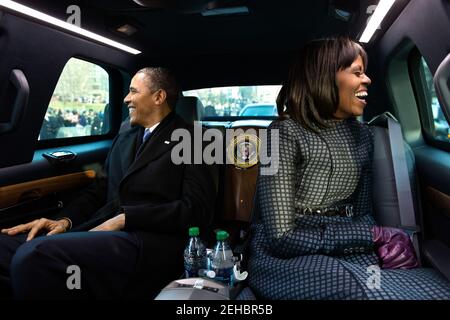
[175,96,204,124]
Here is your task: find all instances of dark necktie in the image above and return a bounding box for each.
[136,128,152,156]
[142,128,151,143]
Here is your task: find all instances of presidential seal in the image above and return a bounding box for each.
[227,133,260,169]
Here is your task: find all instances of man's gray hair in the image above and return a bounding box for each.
[136,67,179,109]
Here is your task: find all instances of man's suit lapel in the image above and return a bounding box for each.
[117,127,140,174]
[121,112,180,184]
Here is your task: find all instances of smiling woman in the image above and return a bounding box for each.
[248,37,450,300]
[276,38,370,131]
[335,55,371,119]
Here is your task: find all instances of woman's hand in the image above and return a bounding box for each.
[372,226,419,269]
[1,218,70,241]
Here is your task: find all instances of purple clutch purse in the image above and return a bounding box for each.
[372,226,419,269]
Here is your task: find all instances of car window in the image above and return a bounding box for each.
[38,58,110,140]
[239,104,277,116]
[419,57,450,142]
[183,85,281,118]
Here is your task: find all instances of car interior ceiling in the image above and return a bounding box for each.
[3,0,412,123]
[11,0,387,90]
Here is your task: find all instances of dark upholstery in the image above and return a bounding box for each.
[175,96,205,123]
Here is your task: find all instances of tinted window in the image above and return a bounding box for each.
[39,58,110,140]
[420,57,450,142]
[183,85,281,118]
[239,104,277,116]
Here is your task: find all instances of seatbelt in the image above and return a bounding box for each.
[385,116,416,227]
[370,112,422,262]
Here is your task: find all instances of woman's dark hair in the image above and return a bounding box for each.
[277,37,368,131]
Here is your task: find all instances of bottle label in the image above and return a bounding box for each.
[211,267,234,286]
[184,254,207,278]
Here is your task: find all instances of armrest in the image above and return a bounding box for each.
[423,239,450,281]
[154,278,230,300]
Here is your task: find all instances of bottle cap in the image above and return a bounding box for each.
[216,230,229,241]
[188,227,200,236]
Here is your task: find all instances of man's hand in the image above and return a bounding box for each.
[1,218,70,241]
[90,214,125,232]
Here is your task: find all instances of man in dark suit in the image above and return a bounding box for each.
[0,67,216,299]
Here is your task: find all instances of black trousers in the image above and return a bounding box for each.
[0,231,142,299]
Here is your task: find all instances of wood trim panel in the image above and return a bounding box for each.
[221,125,268,222]
[0,170,96,209]
[222,164,259,222]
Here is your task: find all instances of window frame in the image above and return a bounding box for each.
[36,56,126,149]
[408,48,450,152]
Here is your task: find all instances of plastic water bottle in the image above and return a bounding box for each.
[209,230,235,286]
[183,227,207,278]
